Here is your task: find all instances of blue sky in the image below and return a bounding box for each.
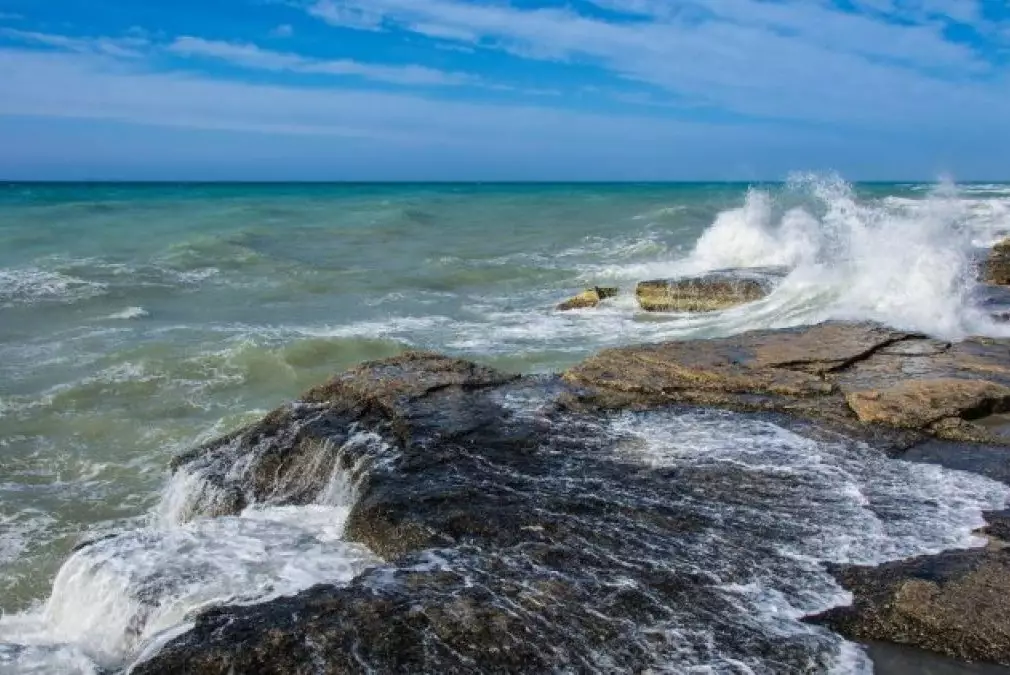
[0,0,1008,180]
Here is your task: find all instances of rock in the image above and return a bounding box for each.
[556,286,618,311]
[564,321,1010,443]
[135,351,882,674]
[846,379,1010,430]
[809,549,1010,666]
[981,509,1010,542]
[636,272,769,312]
[133,326,1010,674]
[982,239,1010,286]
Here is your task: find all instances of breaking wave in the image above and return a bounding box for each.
[582,175,1010,340]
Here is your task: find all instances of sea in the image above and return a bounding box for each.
[1,176,1010,673]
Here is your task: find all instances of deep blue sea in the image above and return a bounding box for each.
[2,177,1010,673]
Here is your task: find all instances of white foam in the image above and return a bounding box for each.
[0,267,107,308]
[105,307,149,320]
[1,506,377,670]
[578,175,1010,341]
[0,512,55,567]
[0,432,387,673]
[609,409,1010,673]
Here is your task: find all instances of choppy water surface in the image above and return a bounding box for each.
[1,177,1010,673]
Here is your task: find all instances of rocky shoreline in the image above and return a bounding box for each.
[124,317,1010,674]
[124,242,1010,673]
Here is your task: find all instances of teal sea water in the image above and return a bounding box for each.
[2,177,1010,673]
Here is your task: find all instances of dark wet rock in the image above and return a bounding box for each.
[636,270,771,312]
[166,352,518,525]
[810,549,1010,666]
[981,509,1010,542]
[555,286,619,311]
[904,440,1010,485]
[564,321,1010,444]
[136,354,904,674]
[867,640,1010,675]
[135,326,1010,674]
[982,239,1010,286]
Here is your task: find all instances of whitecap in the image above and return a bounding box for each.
[104,307,149,321]
[0,267,107,308]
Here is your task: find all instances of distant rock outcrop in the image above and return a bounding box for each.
[635,268,782,312]
[556,286,619,311]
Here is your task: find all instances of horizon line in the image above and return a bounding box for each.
[4,179,1005,186]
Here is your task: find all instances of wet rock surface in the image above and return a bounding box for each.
[982,239,1010,286]
[636,270,772,312]
[135,324,1010,674]
[556,286,619,311]
[810,548,1010,666]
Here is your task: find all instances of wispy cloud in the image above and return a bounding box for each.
[298,0,1008,127]
[270,24,294,38]
[0,27,148,58]
[168,36,477,86]
[0,1,1007,179]
[0,46,772,150]
[307,2,385,31]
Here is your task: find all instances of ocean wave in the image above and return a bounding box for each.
[574,175,1010,340]
[631,204,687,220]
[0,431,386,671]
[104,307,149,321]
[0,268,107,308]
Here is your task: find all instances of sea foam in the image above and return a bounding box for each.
[582,175,1010,341]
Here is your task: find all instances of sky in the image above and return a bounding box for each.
[0,0,1008,181]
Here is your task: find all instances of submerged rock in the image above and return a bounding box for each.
[982,239,1010,286]
[555,286,619,311]
[635,271,771,312]
[810,547,1010,666]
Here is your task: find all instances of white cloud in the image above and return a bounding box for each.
[0,46,762,148]
[307,1,385,31]
[270,24,294,38]
[298,0,1007,126]
[167,36,478,86]
[1,44,1008,180]
[0,27,149,58]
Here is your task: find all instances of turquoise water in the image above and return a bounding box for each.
[1,178,1010,673]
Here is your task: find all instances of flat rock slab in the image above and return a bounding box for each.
[846,379,1010,430]
[565,321,1010,443]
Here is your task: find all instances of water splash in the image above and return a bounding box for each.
[0,429,389,672]
[583,175,1009,340]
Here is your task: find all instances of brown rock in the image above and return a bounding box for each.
[564,322,907,413]
[810,549,1010,666]
[983,239,1010,286]
[636,273,768,312]
[846,379,1010,430]
[556,286,619,311]
[564,321,1010,442]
